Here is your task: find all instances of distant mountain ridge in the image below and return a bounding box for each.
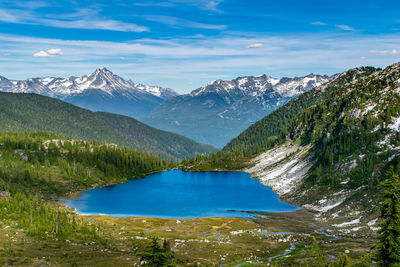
[191,73,332,98]
[143,73,335,148]
[0,68,178,118]
[0,92,216,159]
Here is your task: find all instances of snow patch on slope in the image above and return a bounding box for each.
[304,199,346,213]
[389,116,400,132]
[244,141,360,219]
[332,219,360,227]
[245,142,312,195]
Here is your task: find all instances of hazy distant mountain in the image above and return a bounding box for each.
[142,74,334,148]
[0,68,178,118]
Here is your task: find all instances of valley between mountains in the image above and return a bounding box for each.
[1,62,399,266]
[0,68,333,148]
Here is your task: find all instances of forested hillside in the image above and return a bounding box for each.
[239,62,400,233]
[290,63,400,190]
[0,131,176,265]
[0,131,171,197]
[0,92,216,159]
[223,67,378,156]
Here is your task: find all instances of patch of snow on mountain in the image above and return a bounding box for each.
[274,75,330,97]
[301,77,314,86]
[389,116,400,132]
[275,82,302,97]
[74,75,93,91]
[238,77,248,86]
[136,84,176,98]
[136,85,160,96]
[363,103,377,114]
[303,199,345,213]
[245,141,312,195]
[267,77,280,86]
[40,77,54,85]
[332,219,360,227]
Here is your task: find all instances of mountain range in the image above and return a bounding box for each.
[0,69,335,148]
[0,68,178,118]
[0,92,215,159]
[223,66,378,155]
[218,62,400,232]
[183,62,400,238]
[142,73,335,147]
[1,62,399,265]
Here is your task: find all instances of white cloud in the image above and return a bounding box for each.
[40,18,149,32]
[0,9,21,23]
[203,0,224,12]
[0,8,149,32]
[311,21,327,26]
[33,51,49,57]
[133,2,174,8]
[246,43,263,49]
[336,24,355,31]
[1,32,400,92]
[47,48,64,55]
[33,48,64,57]
[168,0,224,12]
[13,1,49,9]
[369,49,398,56]
[143,15,226,30]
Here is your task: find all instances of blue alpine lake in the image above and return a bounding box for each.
[63,170,298,218]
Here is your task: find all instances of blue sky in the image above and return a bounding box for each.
[0,0,399,93]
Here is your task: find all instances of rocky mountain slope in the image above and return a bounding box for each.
[223,67,378,155]
[244,62,400,235]
[0,92,215,159]
[142,74,333,148]
[0,68,178,118]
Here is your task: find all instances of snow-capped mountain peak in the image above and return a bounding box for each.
[191,73,333,98]
[70,68,132,94]
[143,72,335,148]
[135,83,178,99]
[0,75,14,89]
[0,68,177,99]
[0,68,179,118]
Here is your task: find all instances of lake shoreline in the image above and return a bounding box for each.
[58,169,169,200]
[61,169,299,219]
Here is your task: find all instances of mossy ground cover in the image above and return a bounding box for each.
[0,206,376,266]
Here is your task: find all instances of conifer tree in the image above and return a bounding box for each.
[375,166,400,266]
[312,236,325,267]
[136,237,175,266]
